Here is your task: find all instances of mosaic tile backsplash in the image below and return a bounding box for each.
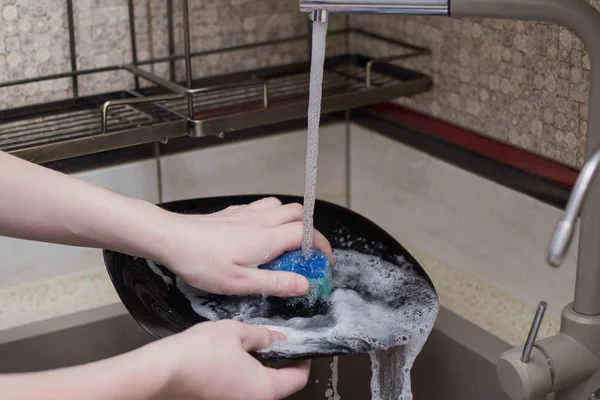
[351,2,600,168]
[0,0,318,105]
[1,0,599,168]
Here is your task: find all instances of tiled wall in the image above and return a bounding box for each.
[0,0,346,107]
[2,0,599,167]
[0,0,71,108]
[160,124,347,205]
[351,2,600,168]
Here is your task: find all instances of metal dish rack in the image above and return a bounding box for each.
[0,0,433,164]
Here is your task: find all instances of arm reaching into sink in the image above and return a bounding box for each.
[0,150,333,297]
[0,150,326,398]
[0,320,311,400]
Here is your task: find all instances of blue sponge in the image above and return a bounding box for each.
[259,249,333,305]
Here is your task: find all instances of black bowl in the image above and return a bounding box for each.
[103,195,437,360]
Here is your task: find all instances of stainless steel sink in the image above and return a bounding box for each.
[0,306,510,399]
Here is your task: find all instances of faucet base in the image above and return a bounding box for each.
[552,305,600,400]
[554,372,600,400]
[496,345,553,400]
[561,304,600,356]
[496,304,600,400]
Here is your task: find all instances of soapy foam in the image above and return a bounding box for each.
[174,249,438,399]
[146,259,172,285]
[369,345,423,400]
[301,20,328,258]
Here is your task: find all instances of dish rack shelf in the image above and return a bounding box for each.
[0,0,432,164]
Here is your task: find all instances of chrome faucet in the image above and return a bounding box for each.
[547,147,600,268]
[299,0,600,399]
[300,0,449,15]
[493,146,600,400]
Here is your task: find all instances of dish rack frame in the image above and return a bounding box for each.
[0,0,433,164]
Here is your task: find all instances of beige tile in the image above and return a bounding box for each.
[161,124,347,207]
[0,0,313,106]
[349,125,577,319]
[350,12,596,168]
[74,159,160,202]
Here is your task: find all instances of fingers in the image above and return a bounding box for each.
[228,268,310,297]
[270,222,334,265]
[312,229,334,265]
[259,203,304,226]
[226,222,334,298]
[217,200,309,228]
[219,197,282,215]
[230,322,311,399]
[224,205,246,211]
[269,222,304,254]
[247,197,282,211]
[233,323,282,352]
[266,360,311,399]
[264,269,310,297]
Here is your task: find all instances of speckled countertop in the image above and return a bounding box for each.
[0,242,560,346]
[405,243,560,345]
[0,266,119,332]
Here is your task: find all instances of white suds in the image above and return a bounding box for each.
[174,249,439,399]
[146,259,172,285]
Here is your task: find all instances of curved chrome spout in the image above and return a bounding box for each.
[547,146,600,267]
[299,0,449,15]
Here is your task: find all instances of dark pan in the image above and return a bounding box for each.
[103,194,437,361]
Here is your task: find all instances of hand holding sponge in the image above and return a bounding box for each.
[259,248,333,310]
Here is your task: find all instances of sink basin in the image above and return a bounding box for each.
[103,194,438,361]
[0,305,509,399]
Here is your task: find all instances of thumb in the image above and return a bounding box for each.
[265,360,312,399]
[235,323,284,352]
[236,268,310,297]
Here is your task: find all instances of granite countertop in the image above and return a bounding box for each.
[0,241,560,347]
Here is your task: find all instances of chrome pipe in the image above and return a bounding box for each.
[299,0,449,15]
[547,145,600,267]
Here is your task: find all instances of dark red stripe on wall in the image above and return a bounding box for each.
[353,106,572,209]
[364,103,579,189]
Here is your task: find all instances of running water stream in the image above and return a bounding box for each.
[301,20,328,258]
[151,18,439,400]
[301,19,435,400]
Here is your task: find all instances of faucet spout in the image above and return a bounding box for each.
[548,146,600,267]
[308,9,329,22]
[299,0,449,15]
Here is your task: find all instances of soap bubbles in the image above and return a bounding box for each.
[176,249,438,359]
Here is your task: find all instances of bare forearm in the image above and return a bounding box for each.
[0,151,168,261]
[0,347,170,400]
